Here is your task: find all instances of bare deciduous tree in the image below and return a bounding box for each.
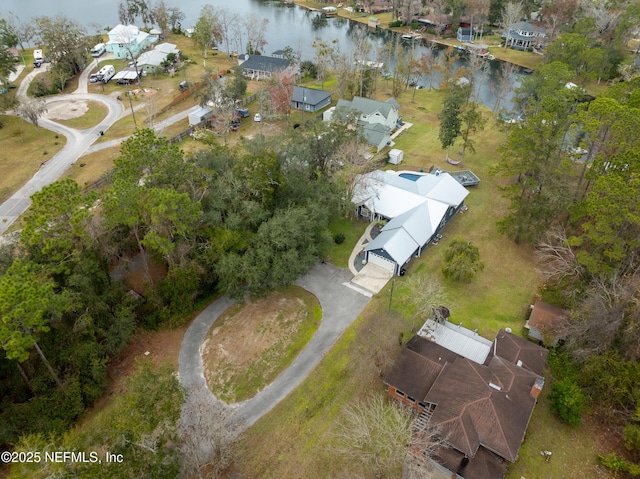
[534,225,583,286]
[501,1,524,50]
[18,99,47,129]
[180,384,241,479]
[331,395,415,477]
[568,272,640,362]
[332,395,447,479]
[492,60,518,114]
[398,275,450,330]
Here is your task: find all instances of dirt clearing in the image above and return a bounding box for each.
[202,286,321,403]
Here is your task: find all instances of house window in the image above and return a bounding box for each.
[395,389,405,397]
[407,396,416,403]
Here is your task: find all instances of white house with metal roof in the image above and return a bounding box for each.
[136,42,180,73]
[106,24,154,59]
[353,170,469,275]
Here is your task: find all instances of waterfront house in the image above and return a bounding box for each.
[503,21,546,50]
[238,54,291,80]
[106,24,154,59]
[457,27,473,42]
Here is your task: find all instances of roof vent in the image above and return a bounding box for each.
[489,382,502,391]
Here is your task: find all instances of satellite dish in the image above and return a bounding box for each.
[505,327,512,333]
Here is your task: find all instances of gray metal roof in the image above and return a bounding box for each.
[418,319,493,364]
[365,224,418,266]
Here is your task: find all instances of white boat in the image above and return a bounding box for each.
[322,6,337,16]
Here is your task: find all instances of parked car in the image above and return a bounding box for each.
[33,59,43,68]
[235,108,249,118]
[178,80,191,92]
[254,113,262,122]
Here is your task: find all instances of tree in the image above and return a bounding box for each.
[180,383,241,479]
[438,83,468,161]
[34,15,89,89]
[459,100,486,163]
[442,238,485,282]
[268,67,295,124]
[220,206,331,296]
[0,46,16,86]
[500,1,524,50]
[245,14,268,55]
[313,38,338,90]
[0,260,70,390]
[398,275,450,329]
[21,179,96,273]
[332,395,444,478]
[194,5,222,67]
[0,17,19,48]
[548,379,585,426]
[150,0,170,36]
[224,65,247,101]
[17,99,48,129]
[332,395,414,477]
[539,0,579,40]
[492,61,518,114]
[118,0,152,27]
[495,62,578,244]
[544,33,608,85]
[215,7,238,56]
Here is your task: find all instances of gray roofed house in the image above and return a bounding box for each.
[335,96,400,151]
[503,21,546,50]
[136,42,180,72]
[238,54,291,80]
[292,86,332,113]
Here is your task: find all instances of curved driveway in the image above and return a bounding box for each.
[178,262,371,435]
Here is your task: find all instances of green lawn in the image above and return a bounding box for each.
[63,146,120,188]
[326,216,369,268]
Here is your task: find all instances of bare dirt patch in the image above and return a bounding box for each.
[44,99,90,120]
[202,287,321,403]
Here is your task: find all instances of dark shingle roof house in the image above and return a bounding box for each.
[385,323,548,479]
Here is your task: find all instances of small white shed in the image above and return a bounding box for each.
[189,106,213,126]
[388,149,404,165]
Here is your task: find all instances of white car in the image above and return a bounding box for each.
[254,113,262,122]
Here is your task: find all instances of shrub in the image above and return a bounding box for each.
[442,238,484,282]
[334,232,346,244]
[389,20,403,28]
[548,379,585,426]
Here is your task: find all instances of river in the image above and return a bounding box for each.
[4,0,521,110]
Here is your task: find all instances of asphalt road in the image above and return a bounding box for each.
[0,60,197,235]
[178,262,371,437]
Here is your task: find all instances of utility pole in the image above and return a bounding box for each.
[128,91,138,128]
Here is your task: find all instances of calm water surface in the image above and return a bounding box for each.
[4,0,521,110]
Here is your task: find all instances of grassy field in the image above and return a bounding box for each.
[62,146,120,188]
[0,116,67,203]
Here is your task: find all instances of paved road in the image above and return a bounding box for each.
[178,262,371,439]
[0,56,198,235]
